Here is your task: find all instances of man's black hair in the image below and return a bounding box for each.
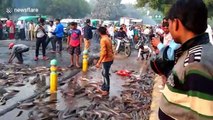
[167,0,208,34]
[40,18,45,23]
[86,19,90,24]
[98,27,107,35]
[163,17,169,21]
[162,22,169,27]
[70,22,75,26]
[49,21,53,24]
[55,18,60,22]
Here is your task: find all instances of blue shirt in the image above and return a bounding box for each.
[157,40,181,60]
[54,23,64,38]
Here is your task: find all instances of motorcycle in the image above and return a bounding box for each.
[113,37,131,57]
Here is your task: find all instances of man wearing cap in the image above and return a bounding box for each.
[83,19,96,51]
[8,43,29,64]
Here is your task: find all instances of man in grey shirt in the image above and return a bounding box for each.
[8,43,29,64]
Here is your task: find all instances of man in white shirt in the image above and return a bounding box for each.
[143,26,151,35]
[46,21,56,51]
[206,24,213,45]
[18,20,25,40]
[34,18,48,61]
[162,22,173,46]
[108,24,114,39]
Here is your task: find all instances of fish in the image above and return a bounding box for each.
[16,110,23,117]
[120,113,131,119]
[13,83,25,87]
[0,72,8,79]
[17,102,35,110]
[4,91,19,100]
[100,104,119,115]
[0,96,6,105]
[30,74,40,85]
[0,87,7,96]
[0,80,7,86]
[74,88,85,96]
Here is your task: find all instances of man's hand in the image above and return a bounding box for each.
[96,62,101,68]
[151,37,161,48]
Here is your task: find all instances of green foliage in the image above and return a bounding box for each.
[91,0,124,20]
[208,17,213,27]
[0,0,12,17]
[38,0,91,18]
[136,0,213,17]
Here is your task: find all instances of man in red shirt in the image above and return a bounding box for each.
[67,22,82,68]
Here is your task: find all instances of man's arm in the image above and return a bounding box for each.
[138,49,142,58]
[53,25,59,34]
[152,38,180,61]
[79,30,83,48]
[67,38,70,50]
[8,50,15,63]
[91,26,97,30]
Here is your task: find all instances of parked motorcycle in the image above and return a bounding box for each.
[113,37,131,57]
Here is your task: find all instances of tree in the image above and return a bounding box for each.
[38,0,91,18]
[0,0,12,17]
[91,0,124,20]
[136,0,213,17]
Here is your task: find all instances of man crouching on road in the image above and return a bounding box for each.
[8,43,29,64]
[96,27,114,96]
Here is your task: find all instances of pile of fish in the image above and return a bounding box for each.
[22,71,154,120]
[55,72,154,120]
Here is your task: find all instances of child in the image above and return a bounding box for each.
[67,22,82,68]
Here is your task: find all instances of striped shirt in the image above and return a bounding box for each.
[159,33,213,120]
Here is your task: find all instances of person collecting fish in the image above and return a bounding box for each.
[8,43,29,64]
[137,44,152,60]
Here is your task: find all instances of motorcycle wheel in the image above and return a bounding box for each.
[125,45,131,57]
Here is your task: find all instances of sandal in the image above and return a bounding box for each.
[68,64,74,68]
[76,65,81,69]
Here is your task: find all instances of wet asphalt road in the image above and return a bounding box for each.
[0,39,150,120]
